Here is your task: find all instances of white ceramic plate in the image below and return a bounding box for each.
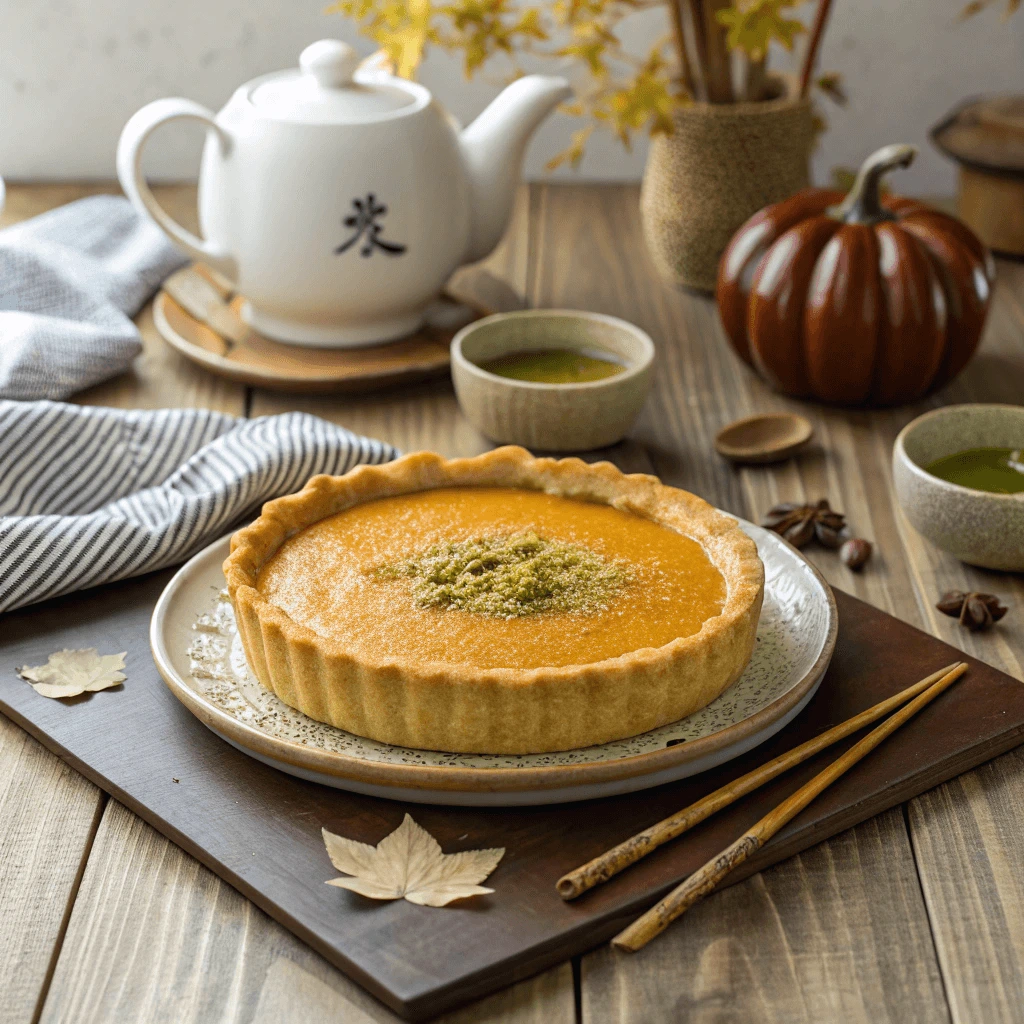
[151,521,837,806]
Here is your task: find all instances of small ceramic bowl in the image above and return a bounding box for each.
[451,310,654,451]
[893,404,1024,571]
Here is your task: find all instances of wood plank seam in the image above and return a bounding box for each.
[571,956,582,1024]
[29,791,109,1024]
[899,802,956,1024]
[525,183,544,310]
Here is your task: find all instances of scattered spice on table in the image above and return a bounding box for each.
[840,538,873,571]
[761,500,846,550]
[936,590,1008,632]
[762,500,877,572]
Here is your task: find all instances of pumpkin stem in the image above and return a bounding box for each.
[829,144,917,225]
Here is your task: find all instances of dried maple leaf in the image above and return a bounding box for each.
[18,648,126,699]
[322,813,504,907]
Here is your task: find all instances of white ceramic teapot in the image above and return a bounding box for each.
[117,40,570,347]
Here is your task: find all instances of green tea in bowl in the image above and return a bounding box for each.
[479,348,625,384]
[450,309,654,451]
[893,404,1024,571]
[924,448,1024,494]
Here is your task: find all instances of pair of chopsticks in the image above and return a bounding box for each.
[556,661,969,952]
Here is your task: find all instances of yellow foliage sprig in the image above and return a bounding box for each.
[329,0,435,79]
[329,0,833,165]
[716,0,805,61]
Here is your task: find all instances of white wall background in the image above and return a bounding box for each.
[1,0,1022,193]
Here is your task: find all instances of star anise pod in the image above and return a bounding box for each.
[761,499,846,550]
[936,590,1008,633]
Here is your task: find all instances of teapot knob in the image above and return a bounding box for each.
[299,39,360,89]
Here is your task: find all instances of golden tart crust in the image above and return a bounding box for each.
[223,447,765,754]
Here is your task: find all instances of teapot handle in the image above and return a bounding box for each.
[116,99,236,278]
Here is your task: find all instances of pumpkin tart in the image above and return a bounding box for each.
[224,447,764,754]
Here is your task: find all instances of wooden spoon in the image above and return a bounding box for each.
[714,412,813,464]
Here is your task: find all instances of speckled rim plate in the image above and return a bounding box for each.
[151,522,837,806]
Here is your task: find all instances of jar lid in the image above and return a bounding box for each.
[932,95,1024,176]
[249,40,417,124]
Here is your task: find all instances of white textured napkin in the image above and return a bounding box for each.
[0,401,399,613]
[0,195,187,400]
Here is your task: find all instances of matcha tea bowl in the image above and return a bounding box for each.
[893,404,1024,571]
[451,309,654,451]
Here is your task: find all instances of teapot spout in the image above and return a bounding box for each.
[460,75,572,263]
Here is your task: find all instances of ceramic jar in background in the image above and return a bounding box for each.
[932,95,1024,258]
[639,82,814,294]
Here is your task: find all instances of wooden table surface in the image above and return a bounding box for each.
[2,182,1024,1024]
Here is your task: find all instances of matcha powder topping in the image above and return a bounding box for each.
[377,532,632,617]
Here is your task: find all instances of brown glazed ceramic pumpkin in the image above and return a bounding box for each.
[717,144,996,407]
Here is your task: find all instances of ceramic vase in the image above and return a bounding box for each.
[640,84,815,293]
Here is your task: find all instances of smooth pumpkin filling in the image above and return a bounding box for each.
[256,487,727,670]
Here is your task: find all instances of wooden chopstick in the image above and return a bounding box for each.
[611,661,969,953]
[557,661,963,901]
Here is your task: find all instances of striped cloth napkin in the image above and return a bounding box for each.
[0,401,398,613]
[0,195,187,401]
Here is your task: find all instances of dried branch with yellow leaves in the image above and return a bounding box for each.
[328,0,837,166]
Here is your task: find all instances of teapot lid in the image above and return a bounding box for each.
[249,40,420,124]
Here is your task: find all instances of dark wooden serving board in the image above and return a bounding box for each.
[2,572,1024,1021]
